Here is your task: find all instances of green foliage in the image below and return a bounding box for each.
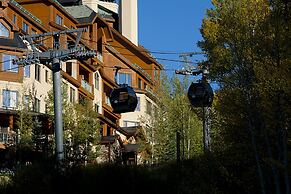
[199,0,291,193]
[45,85,101,165]
[144,74,203,163]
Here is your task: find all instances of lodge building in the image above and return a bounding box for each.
[0,0,162,164]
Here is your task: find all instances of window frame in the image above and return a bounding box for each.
[35,64,41,82]
[22,22,29,34]
[33,97,40,112]
[2,54,18,73]
[2,90,18,109]
[13,15,17,24]
[117,72,132,86]
[24,65,30,77]
[56,14,63,26]
[0,22,10,38]
[69,87,75,103]
[135,97,140,111]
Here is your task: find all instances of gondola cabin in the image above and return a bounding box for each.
[187,82,214,107]
[110,85,138,113]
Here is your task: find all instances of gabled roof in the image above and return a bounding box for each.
[98,4,115,21]
[64,5,97,23]
[63,4,115,24]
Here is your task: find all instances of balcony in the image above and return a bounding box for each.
[81,79,92,93]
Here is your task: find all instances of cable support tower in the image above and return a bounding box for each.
[175,58,212,154]
[14,28,97,165]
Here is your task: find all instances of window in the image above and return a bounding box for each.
[24,65,30,77]
[35,64,40,82]
[117,73,132,86]
[135,97,140,111]
[33,97,40,112]
[94,103,99,113]
[45,103,48,114]
[0,23,9,37]
[2,55,18,72]
[22,22,29,33]
[94,73,99,90]
[66,62,72,76]
[106,126,111,136]
[70,87,75,103]
[56,14,63,25]
[138,78,142,89]
[13,15,17,24]
[105,95,111,106]
[24,95,30,109]
[45,70,49,82]
[2,90,18,109]
[144,82,147,90]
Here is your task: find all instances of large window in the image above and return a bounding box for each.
[0,23,9,37]
[94,73,99,90]
[117,73,132,86]
[56,15,63,25]
[2,90,18,109]
[35,64,40,82]
[2,55,18,72]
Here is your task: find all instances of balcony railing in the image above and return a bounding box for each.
[81,79,92,93]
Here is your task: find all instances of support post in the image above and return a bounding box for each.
[203,106,211,153]
[53,34,64,163]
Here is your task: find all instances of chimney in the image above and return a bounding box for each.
[119,0,138,46]
[82,0,99,12]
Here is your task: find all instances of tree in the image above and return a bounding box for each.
[199,0,290,193]
[45,84,101,165]
[143,74,203,164]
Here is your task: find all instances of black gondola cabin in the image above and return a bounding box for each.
[187,82,214,107]
[110,85,138,113]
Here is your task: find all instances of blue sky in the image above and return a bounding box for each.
[138,0,213,73]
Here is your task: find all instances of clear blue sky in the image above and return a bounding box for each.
[138,0,213,72]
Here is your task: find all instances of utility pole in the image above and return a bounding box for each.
[16,28,97,164]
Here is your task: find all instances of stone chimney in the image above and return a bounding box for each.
[119,0,138,45]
